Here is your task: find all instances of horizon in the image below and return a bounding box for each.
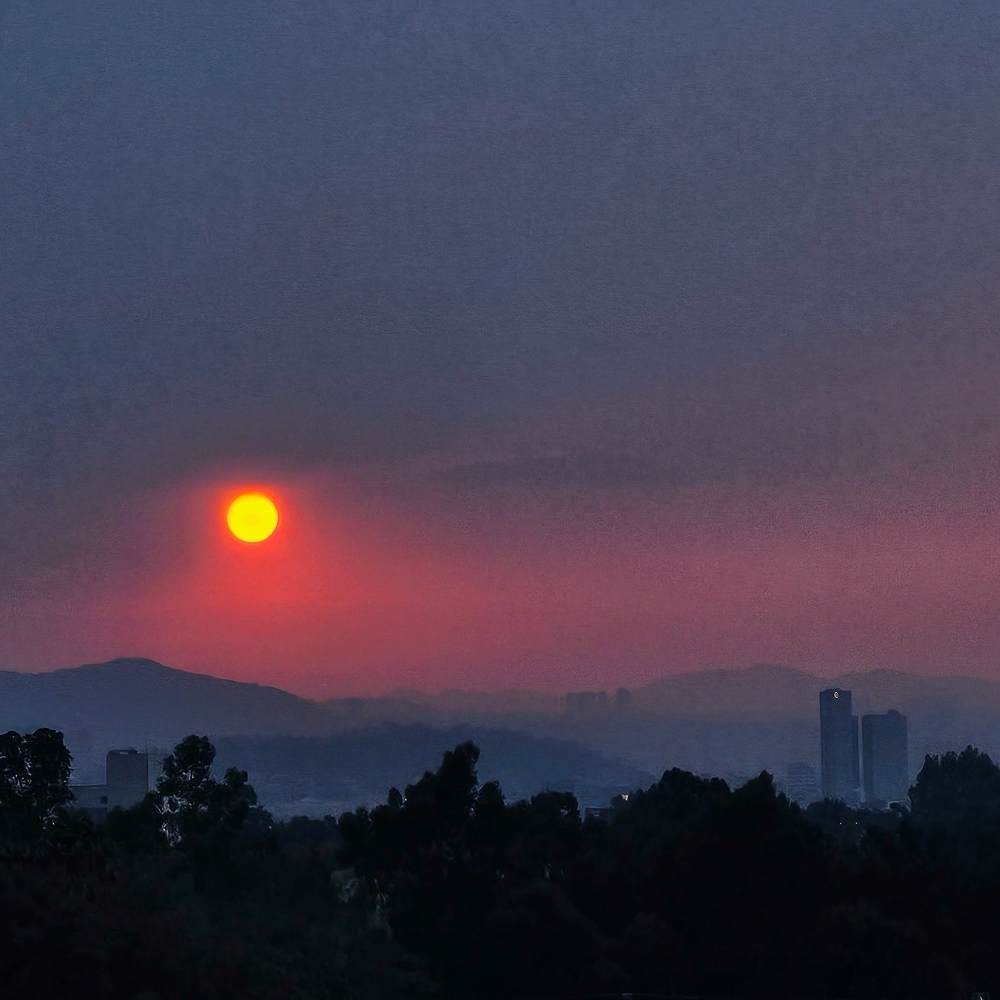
[2,655,995,703]
[6,3,1000,696]
[8,6,1000,997]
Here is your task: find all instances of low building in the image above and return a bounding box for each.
[70,748,154,821]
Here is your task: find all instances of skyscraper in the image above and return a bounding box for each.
[820,688,859,801]
[861,710,909,804]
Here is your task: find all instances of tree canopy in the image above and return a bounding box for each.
[0,727,73,850]
[7,730,1000,998]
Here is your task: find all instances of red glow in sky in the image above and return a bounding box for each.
[8,8,1000,704]
[3,459,1000,699]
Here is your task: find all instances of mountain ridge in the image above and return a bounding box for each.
[9,657,1000,722]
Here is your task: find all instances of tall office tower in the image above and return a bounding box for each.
[820,688,860,801]
[861,710,909,804]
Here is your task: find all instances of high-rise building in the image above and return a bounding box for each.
[820,688,859,801]
[861,710,909,804]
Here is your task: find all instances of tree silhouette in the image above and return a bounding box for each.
[153,735,257,884]
[906,745,1000,886]
[0,728,73,850]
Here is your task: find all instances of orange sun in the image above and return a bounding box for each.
[226,492,279,543]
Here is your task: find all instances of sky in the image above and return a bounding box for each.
[4,1,1000,698]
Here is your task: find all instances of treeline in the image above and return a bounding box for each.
[3,730,1000,999]
[0,730,433,1000]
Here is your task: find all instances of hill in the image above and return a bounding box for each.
[564,665,1000,782]
[10,656,1000,804]
[0,656,338,735]
[0,658,651,811]
[633,663,823,718]
[0,658,340,781]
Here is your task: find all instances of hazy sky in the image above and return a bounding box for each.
[4,1,1000,697]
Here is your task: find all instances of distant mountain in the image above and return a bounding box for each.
[359,664,1000,784]
[0,657,337,737]
[560,665,1000,782]
[0,659,652,812]
[0,658,340,781]
[632,664,823,719]
[379,687,564,716]
[370,664,1000,723]
[831,668,1000,717]
[10,657,1000,806]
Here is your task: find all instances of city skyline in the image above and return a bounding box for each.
[5,4,1000,996]
[12,657,981,820]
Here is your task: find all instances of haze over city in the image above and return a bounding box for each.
[11,5,1000,999]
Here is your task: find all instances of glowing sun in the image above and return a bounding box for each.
[227,492,279,543]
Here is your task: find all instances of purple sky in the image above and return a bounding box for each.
[3,2,1000,697]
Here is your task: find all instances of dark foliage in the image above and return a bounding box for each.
[0,732,438,1000]
[7,729,1000,998]
[906,745,1000,886]
[335,743,1000,999]
[0,727,75,851]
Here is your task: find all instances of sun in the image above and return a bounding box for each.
[226,492,279,543]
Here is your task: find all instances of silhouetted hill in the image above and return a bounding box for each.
[633,664,1000,721]
[379,687,564,716]
[0,658,339,781]
[373,665,1000,723]
[571,665,1000,783]
[0,659,653,810]
[833,667,1000,717]
[11,657,1000,805]
[633,663,822,718]
[362,664,1000,787]
[214,725,655,819]
[0,657,336,736]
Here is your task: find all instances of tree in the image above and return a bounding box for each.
[607,766,729,864]
[103,793,168,857]
[338,739,483,879]
[906,745,1000,885]
[0,728,73,850]
[153,735,257,877]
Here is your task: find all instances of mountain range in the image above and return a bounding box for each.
[5,658,1000,813]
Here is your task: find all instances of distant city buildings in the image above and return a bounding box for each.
[861,710,909,804]
[784,761,821,806]
[819,688,860,803]
[542,776,634,815]
[818,689,910,807]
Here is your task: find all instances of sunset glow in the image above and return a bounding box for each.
[5,4,1000,708]
[226,493,279,543]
